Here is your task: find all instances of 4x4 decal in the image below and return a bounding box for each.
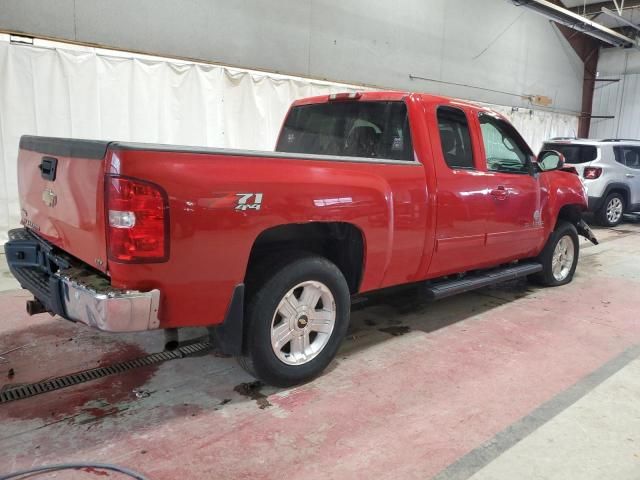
[235,193,263,211]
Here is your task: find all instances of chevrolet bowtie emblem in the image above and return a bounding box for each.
[42,188,57,207]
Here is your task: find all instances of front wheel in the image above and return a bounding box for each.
[531,221,579,287]
[238,255,350,387]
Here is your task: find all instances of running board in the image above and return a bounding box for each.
[423,262,543,300]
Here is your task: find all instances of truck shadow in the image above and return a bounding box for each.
[0,278,538,454]
[339,277,538,358]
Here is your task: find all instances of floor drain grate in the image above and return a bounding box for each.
[0,341,211,404]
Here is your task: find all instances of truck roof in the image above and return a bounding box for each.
[292,90,486,112]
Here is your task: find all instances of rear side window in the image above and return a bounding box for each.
[276,101,413,161]
[542,143,597,164]
[437,106,474,169]
[614,146,640,170]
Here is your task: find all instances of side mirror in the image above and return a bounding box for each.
[537,150,565,172]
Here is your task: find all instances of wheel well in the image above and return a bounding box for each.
[606,187,629,207]
[246,222,365,294]
[556,204,583,229]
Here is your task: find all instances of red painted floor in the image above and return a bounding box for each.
[1,227,639,479]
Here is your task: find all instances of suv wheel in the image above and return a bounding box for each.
[597,193,625,227]
[238,255,350,387]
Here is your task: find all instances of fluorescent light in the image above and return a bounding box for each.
[511,0,637,48]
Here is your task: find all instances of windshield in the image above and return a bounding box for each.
[276,101,414,161]
[542,143,597,164]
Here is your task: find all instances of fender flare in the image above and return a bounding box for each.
[591,183,631,211]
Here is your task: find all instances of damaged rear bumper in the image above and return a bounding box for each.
[56,271,160,331]
[5,228,160,332]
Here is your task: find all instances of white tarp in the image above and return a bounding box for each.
[0,40,578,242]
[0,41,363,242]
[491,105,579,154]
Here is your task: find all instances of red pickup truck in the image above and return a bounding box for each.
[6,91,597,386]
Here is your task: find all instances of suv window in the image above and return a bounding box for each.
[437,106,474,169]
[276,101,414,161]
[542,143,597,164]
[479,114,531,174]
[614,146,640,170]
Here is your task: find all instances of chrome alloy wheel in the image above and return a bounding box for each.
[606,197,623,224]
[552,236,575,282]
[270,281,336,366]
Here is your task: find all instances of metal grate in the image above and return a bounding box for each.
[0,341,211,404]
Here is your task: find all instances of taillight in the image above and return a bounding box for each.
[106,175,169,263]
[583,167,602,179]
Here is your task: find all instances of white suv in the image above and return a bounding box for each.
[541,138,640,227]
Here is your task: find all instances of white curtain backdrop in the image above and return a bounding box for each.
[0,41,364,242]
[0,40,578,242]
[490,105,579,153]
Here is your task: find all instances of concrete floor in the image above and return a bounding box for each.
[1,222,640,479]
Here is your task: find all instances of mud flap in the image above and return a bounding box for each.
[576,219,599,245]
[210,283,244,356]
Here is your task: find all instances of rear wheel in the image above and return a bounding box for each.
[531,221,579,287]
[596,193,625,227]
[238,255,350,387]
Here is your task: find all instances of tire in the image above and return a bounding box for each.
[596,193,625,227]
[531,221,579,287]
[237,255,350,387]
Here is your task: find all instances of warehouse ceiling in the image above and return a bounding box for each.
[512,0,640,47]
[565,0,640,29]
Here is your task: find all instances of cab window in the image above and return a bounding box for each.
[479,114,531,174]
[437,106,475,169]
[276,101,414,161]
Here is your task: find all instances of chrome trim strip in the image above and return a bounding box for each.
[56,272,160,332]
[109,142,422,166]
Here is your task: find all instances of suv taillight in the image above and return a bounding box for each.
[583,167,602,179]
[106,175,169,263]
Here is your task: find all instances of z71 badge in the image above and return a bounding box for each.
[235,193,263,211]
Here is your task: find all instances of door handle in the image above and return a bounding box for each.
[491,186,508,200]
[626,173,635,178]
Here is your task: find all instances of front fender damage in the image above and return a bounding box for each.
[576,219,599,245]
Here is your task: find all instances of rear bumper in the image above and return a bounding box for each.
[57,272,161,331]
[5,228,160,332]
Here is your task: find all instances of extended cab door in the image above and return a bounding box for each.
[426,105,494,276]
[476,113,543,262]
